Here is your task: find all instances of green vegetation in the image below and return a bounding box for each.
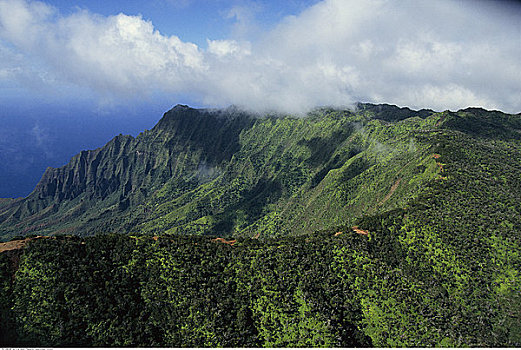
[0,104,442,240]
[0,104,520,346]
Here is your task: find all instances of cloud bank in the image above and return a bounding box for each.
[0,0,520,114]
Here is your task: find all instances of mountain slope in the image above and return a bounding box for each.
[344,111,521,346]
[1,104,520,242]
[0,105,255,239]
[0,104,444,240]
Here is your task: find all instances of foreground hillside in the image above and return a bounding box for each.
[0,104,520,346]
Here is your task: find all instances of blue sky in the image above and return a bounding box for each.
[0,0,520,197]
[40,0,321,47]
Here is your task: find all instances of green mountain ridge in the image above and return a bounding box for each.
[0,105,256,239]
[1,103,450,240]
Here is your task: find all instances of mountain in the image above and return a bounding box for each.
[1,103,448,240]
[0,104,165,199]
[1,103,521,347]
[0,105,255,239]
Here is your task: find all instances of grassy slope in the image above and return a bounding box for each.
[132,109,442,237]
[2,105,518,243]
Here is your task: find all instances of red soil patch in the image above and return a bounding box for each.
[0,239,30,253]
[334,231,343,236]
[378,178,402,206]
[253,232,261,239]
[152,236,159,241]
[433,154,445,172]
[212,237,237,246]
[352,226,369,236]
[0,236,51,253]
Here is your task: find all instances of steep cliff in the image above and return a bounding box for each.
[0,105,255,238]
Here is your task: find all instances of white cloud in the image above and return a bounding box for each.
[0,0,520,114]
[0,0,205,97]
[225,2,263,40]
[207,39,251,58]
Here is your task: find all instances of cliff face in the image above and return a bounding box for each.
[34,135,133,202]
[30,105,252,204]
[0,105,256,238]
[1,103,520,241]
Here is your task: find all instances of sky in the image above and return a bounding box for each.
[0,0,520,197]
[1,0,520,114]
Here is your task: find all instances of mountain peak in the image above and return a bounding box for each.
[355,102,435,121]
[172,104,191,110]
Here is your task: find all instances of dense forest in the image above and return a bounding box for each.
[1,104,520,346]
